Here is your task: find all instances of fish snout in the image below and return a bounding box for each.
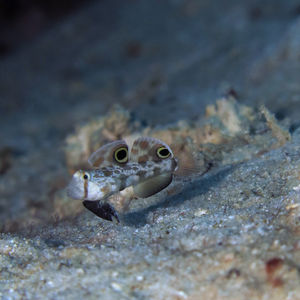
[67,172,85,200]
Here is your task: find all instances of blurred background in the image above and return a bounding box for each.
[0,0,95,57]
[0,0,299,229]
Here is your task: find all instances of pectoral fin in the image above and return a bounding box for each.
[82,200,120,222]
[133,173,173,198]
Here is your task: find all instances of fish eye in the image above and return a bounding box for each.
[83,173,90,180]
[156,146,171,159]
[114,147,128,163]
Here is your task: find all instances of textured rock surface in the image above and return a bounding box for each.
[1,128,300,299]
[0,0,300,299]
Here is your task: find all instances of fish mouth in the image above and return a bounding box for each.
[66,178,84,200]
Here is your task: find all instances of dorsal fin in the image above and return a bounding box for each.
[88,140,128,167]
[130,137,173,163]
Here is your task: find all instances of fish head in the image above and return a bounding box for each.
[67,170,115,201]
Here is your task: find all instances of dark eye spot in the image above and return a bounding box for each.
[117,149,126,160]
[156,146,171,159]
[159,148,170,157]
[83,174,89,180]
[115,148,128,163]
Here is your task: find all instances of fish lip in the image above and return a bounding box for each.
[66,179,83,200]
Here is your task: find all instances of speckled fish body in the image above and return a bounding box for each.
[67,137,179,222]
[67,158,177,201]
